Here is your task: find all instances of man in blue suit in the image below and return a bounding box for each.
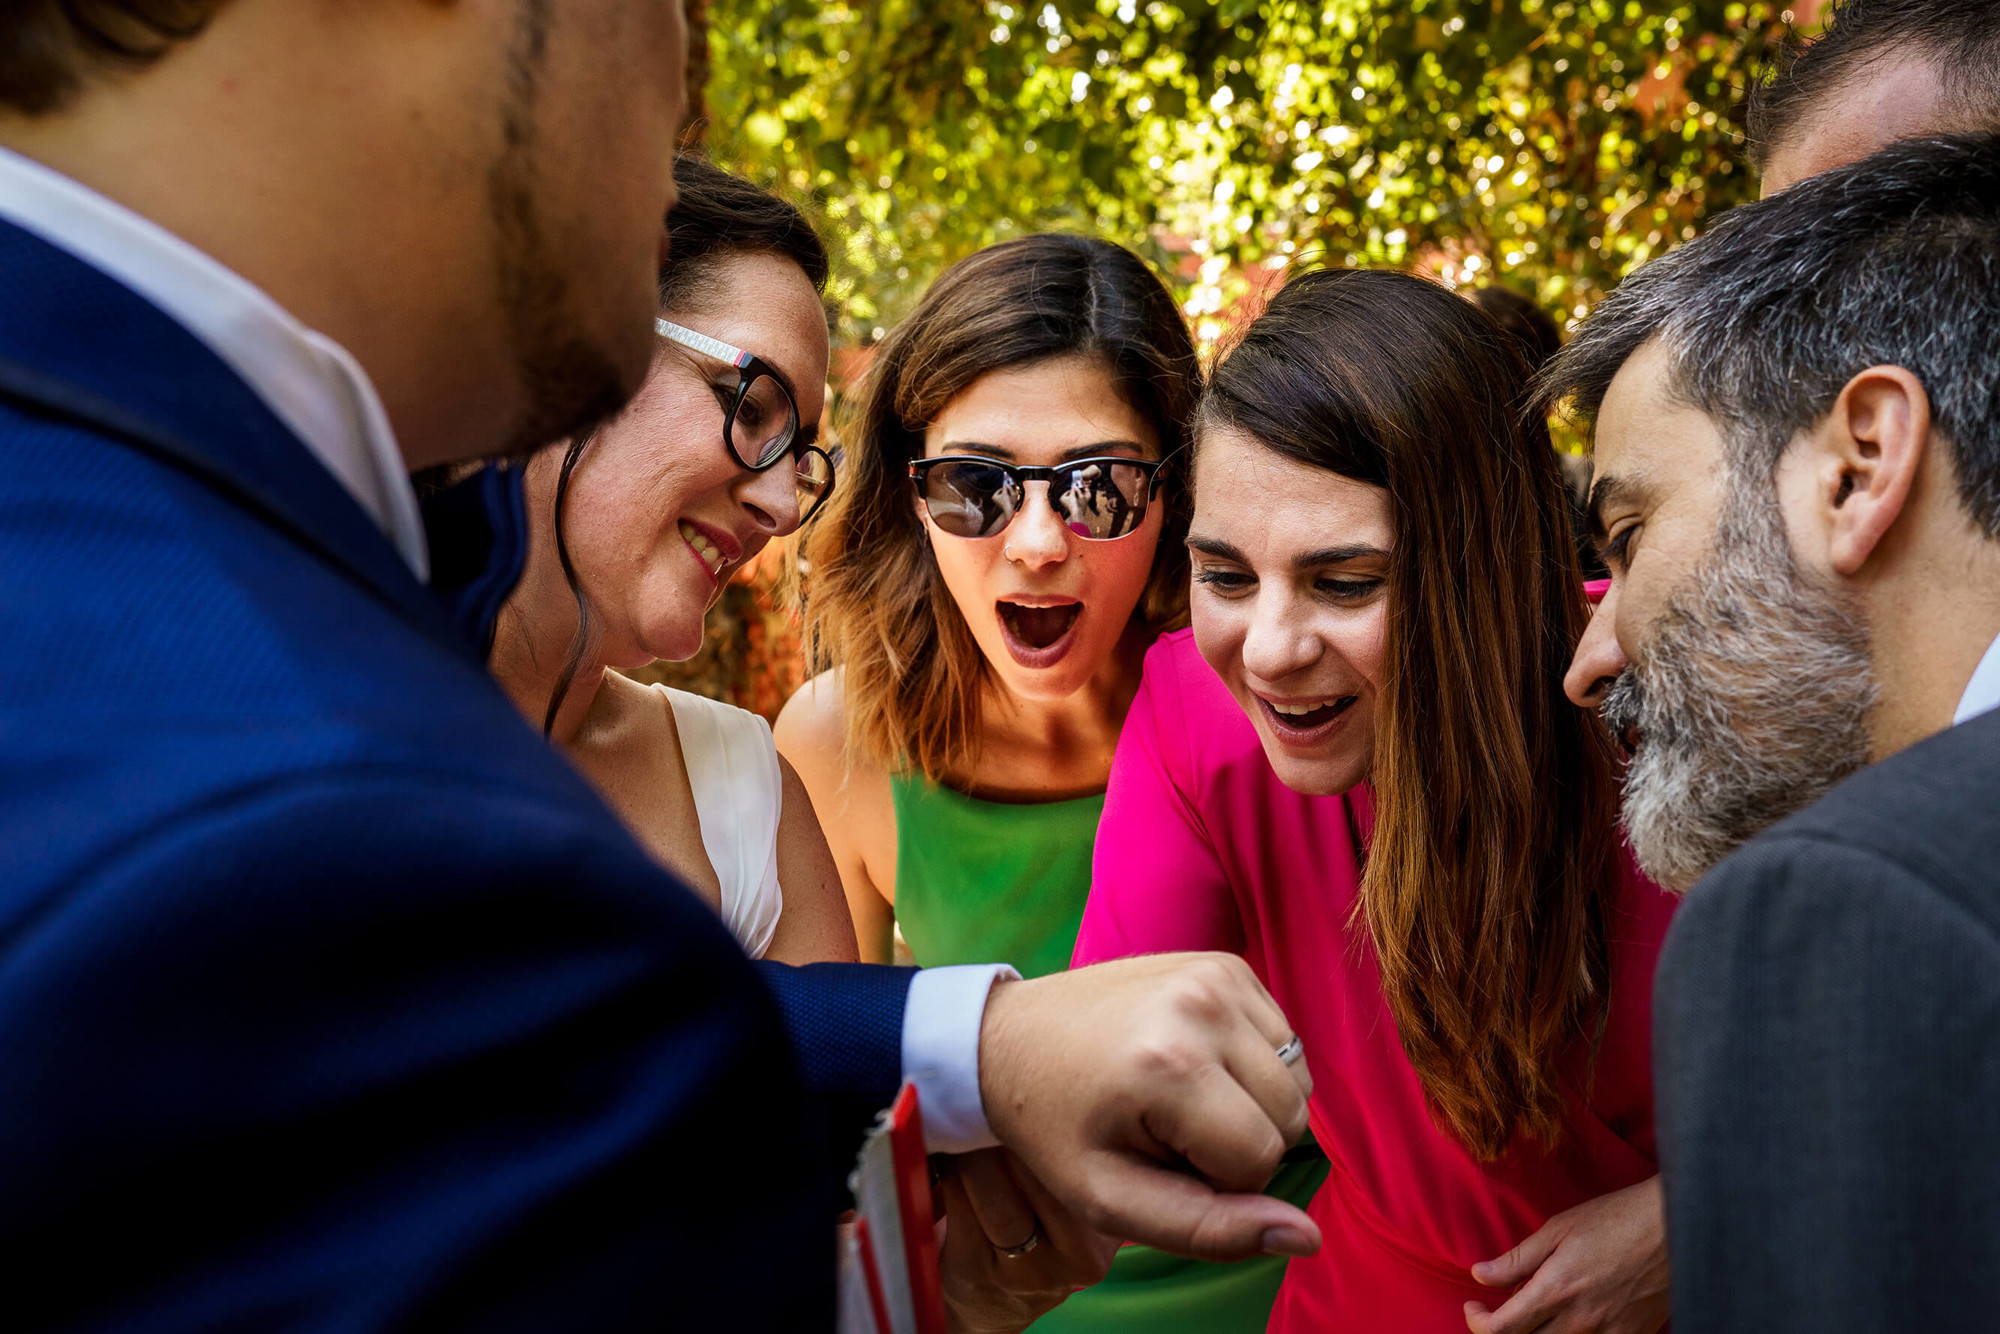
[0,3,1320,1330]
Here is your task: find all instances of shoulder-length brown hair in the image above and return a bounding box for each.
[803,234,1200,780]
[1201,268,1621,1160]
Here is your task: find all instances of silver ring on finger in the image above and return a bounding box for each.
[996,1227,1043,1259]
[1275,1035,1304,1067]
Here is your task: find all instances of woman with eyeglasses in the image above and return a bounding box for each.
[1074,269,1677,1333]
[484,155,852,965]
[775,233,1326,1331]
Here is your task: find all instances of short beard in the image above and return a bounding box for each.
[486,0,634,457]
[1602,473,1879,890]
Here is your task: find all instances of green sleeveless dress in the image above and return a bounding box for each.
[890,775,1328,1333]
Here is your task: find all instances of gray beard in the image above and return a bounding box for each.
[1601,482,1879,891]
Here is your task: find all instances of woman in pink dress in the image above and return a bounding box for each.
[1074,269,1676,1334]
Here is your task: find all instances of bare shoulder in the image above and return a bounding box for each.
[774,669,894,847]
[773,668,849,766]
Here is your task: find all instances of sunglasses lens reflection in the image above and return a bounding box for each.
[732,373,798,468]
[1055,461,1151,540]
[922,461,1018,538]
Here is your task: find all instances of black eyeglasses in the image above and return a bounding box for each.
[655,318,834,521]
[908,455,1168,541]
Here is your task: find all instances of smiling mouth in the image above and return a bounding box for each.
[678,520,727,582]
[1257,694,1358,741]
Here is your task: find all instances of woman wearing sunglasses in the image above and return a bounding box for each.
[775,233,1325,1331]
[484,155,853,966]
[1074,269,1677,1333]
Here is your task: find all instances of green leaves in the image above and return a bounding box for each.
[704,0,1797,348]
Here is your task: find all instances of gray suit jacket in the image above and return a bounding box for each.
[1655,707,2000,1331]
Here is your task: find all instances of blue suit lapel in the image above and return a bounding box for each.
[0,216,469,659]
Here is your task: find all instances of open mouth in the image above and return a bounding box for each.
[996,600,1083,668]
[1256,694,1359,743]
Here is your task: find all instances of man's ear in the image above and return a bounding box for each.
[1817,365,1932,577]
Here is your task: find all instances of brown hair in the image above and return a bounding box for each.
[803,233,1199,780]
[1202,268,1621,1159]
[0,1,223,115]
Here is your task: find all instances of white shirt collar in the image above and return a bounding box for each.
[1954,632,2000,727]
[0,145,429,580]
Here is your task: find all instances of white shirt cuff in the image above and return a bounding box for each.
[902,962,1018,1153]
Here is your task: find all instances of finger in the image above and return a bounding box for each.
[998,1151,1120,1271]
[1195,953,1297,1054]
[1145,1060,1289,1193]
[952,1148,1042,1252]
[998,1152,1121,1285]
[1196,954,1312,1114]
[1471,1220,1562,1288]
[1471,1267,1564,1334]
[1222,1020,1312,1147]
[1075,1151,1321,1263]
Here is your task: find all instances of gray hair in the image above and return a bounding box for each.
[1540,132,2000,536]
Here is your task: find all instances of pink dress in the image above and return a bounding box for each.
[1074,628,1677,1331]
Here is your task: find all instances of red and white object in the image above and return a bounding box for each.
[838,1082,947,1334]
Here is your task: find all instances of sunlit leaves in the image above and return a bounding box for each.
[703,0,1795,344]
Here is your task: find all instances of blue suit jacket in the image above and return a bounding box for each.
[0,217,909,1331]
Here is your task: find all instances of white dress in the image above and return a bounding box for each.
[654,685,786,959]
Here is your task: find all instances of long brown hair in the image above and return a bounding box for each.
[1202,268,1621,1159]
[803,234,1200,780]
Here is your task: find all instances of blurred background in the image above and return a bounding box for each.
[641,0,1823,714]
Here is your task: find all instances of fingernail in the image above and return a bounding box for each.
[1261,1226,1313,1257]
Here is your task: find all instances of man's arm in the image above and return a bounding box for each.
[761,952,1321,1264]
[1655,836,2000,1333]
[0,774,831,1333]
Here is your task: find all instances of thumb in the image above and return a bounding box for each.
[1470,1219,1561,1288]
[1081,1153,1322,1263]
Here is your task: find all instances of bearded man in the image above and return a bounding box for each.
[1551,134,2000,1331]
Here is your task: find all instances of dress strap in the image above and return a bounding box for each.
[657,686,785,958]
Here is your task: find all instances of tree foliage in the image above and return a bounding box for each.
[703,0,1800,345]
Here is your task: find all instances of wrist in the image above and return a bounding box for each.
[975,975,1026,1145]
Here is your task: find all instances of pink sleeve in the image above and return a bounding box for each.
[1074,647,1245,966]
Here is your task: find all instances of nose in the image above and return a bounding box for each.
[1003,480,1071,571]
[1240,587,1322,685]
[735,457,803,537]
[1564,588,1629,709]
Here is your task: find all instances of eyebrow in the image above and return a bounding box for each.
[938,440,1156,464]
[1186,536,1389,570]
[1586,472,1640,543]
[1291,544,1390,569]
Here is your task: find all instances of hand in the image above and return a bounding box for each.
[1464,1175,1669,1334]
[976,952,1320,1264]
[935,1148,1121,1334]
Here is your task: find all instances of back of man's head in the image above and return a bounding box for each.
[1545,132,2000,534]
[0,1,222,116]
[1749,0,2000,190]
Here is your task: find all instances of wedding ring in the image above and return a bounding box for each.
[1275,1035,1304,1067]
[997,1227,1043,1259]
